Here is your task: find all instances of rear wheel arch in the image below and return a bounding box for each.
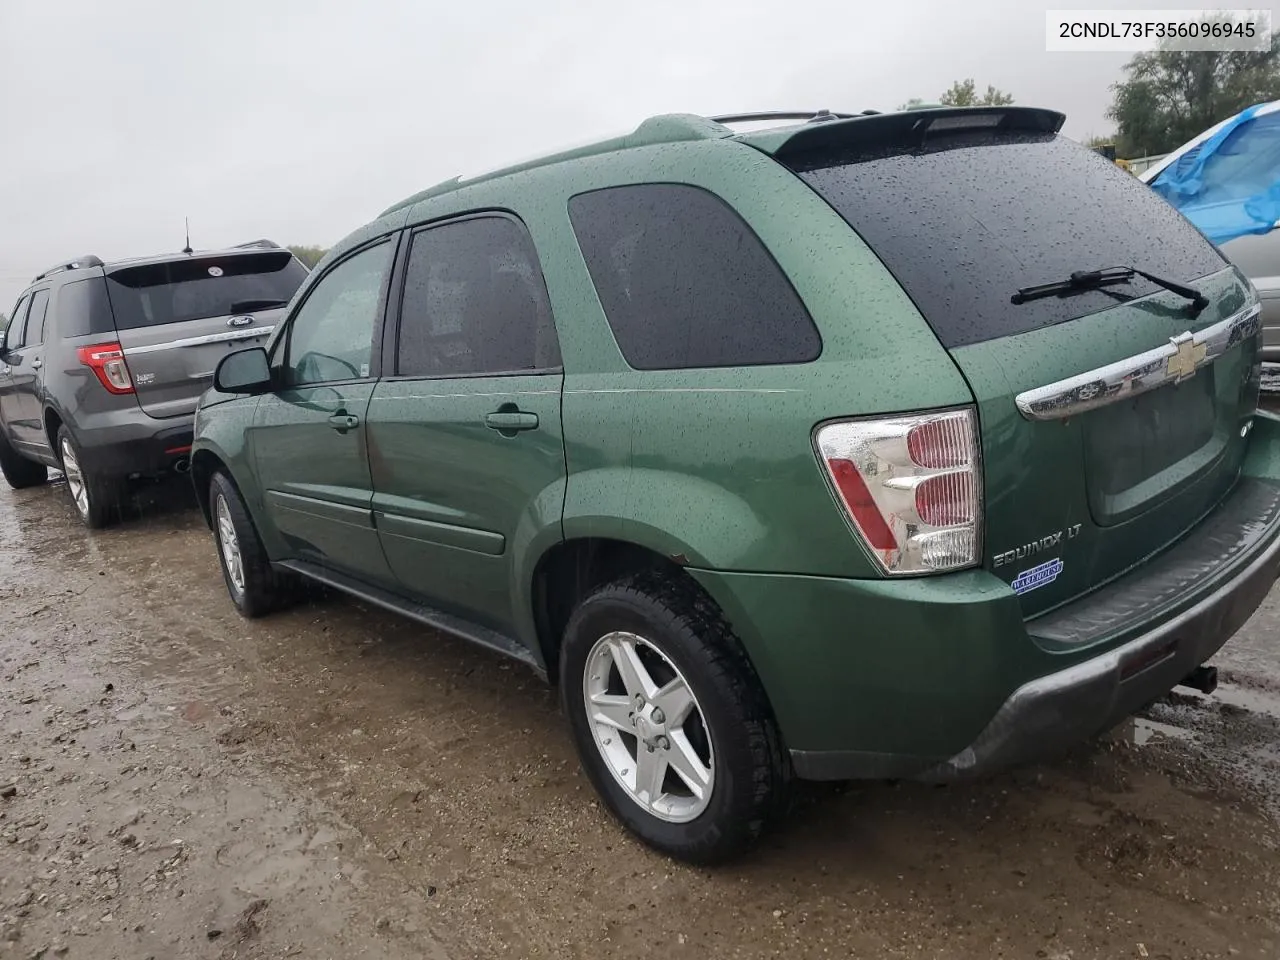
[530,537,764,687]
[43,406,64,451]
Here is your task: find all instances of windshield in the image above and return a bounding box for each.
[105,251,307,330]
[790,132,1225,348]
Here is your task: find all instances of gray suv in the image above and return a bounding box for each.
[0,242,307,526]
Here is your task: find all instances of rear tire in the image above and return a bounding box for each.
[560,571,790,864]
[56,426,118,528]
[209,471,293,618]
[0,430,48,489]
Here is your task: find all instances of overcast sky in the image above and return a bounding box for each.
[0,0,1191,311]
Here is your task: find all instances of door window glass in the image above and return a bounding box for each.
[397,216,561,377]
[284,241,392,386]
[25,290,50,346]
[4,297,30,351]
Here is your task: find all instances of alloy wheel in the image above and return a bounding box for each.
[215,494,245,593]
[583,630,715,823]
[60,437,89,518]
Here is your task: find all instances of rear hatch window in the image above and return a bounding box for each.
[788,132,1226,348]
[105,251,307,330]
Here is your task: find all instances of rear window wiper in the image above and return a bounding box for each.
[229,298,289,314]
[1012,266,1208,310]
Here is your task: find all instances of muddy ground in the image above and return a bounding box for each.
[2,477,1280,960]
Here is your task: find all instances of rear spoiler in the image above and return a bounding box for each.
[736,106,1067,159]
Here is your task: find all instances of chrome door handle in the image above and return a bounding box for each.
[484,410,539,433]
[31,359,41,369]
[327,413,360,432]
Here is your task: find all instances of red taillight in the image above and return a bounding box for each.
[915,472,976,526]
[77,342,134,395]
[906,416,969,468]
[816,408,981,575]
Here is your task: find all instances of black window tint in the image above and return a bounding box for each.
[790,133,1226,349]
[55,277,117,338]
[4,296,30,350]
[25,290,50,345]
[568,184,820,370]
[397,216,561,377]
[284,241,392,386]
[105,251,308,330]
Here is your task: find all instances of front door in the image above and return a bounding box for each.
[251,238,397,584]
[367,214,566,636]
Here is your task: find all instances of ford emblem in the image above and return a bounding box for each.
[227,315,254,327]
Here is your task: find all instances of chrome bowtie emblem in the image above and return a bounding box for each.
[1165,332,1207,383]
[227,315,254,327]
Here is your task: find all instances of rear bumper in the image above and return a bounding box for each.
[921,516,1280,780]
[74,415,194,478]
[692,417,1280,782]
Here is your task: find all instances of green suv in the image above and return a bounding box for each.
[191,107,1280,862]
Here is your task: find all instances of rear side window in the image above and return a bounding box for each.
[25,290,50,345]
[105,251,307,330]
[396,216,561,377]
[55,277,117,338]
[790,132,1226,349]
[568,184,820,370]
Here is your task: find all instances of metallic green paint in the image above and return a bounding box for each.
[366,373,566,637]
[192,117,1280,777]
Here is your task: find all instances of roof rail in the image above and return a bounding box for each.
[33,255,104,283]
[231,239,281,250]
[708,110,876,125]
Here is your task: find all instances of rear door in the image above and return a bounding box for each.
[105,250,307,420]
[786,118,1257,615]
[0,295,31,445]
[9,288,51,453]
[367,213,565,637]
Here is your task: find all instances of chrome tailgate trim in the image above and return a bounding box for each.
[124,325,276,356]
[1014,303,1260,421]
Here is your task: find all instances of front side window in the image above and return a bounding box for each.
[568,184,821,370]
[396,215,561,377]
[283,241,392,386]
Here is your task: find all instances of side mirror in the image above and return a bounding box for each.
[213,347,272,395]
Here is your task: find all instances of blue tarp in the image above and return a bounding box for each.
[1150,103,1280,245]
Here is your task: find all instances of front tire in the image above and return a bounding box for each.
[56,426,118,528]
[209,471,292,618]
[561,572,789,864]
[0,430,48,489]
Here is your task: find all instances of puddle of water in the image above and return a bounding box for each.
[1130,716,1196,746]
[1213,682,1280,722]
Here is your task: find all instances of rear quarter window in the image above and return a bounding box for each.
[790,132,1226,348]
[568,183,821,369]
[55,277,117,338]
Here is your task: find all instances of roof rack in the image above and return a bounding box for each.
[231,239,281,250]
[708,110,878,125]
[33,255,104,283]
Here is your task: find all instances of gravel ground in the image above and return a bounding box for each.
[2,475,1280,959]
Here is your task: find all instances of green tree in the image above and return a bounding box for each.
[288,245,328,269]
[939,78,1015,107]
[1108,28,1280,158]
[897,97,926,110]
